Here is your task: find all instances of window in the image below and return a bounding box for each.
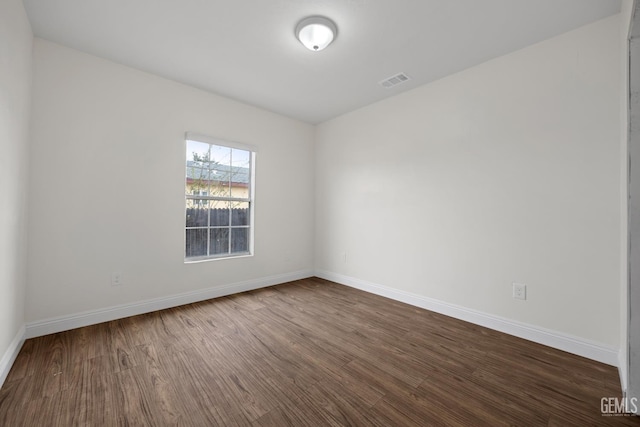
[185,133,254,261]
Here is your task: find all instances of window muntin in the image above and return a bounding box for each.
[185,135,253,261]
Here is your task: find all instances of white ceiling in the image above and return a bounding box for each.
[23,0,621,124]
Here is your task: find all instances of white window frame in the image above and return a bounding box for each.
[184,132,256,262]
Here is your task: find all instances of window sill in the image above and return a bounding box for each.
[184,252,252,264]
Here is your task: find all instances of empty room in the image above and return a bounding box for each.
[2,0,640,425]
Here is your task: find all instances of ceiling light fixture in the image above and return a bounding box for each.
[295,16,337,51]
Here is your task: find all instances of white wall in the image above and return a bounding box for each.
[619,0,634,393]
[316,15,623,348]
[27,39,315,322]
[628,0,640,401]
[0,0,32,378]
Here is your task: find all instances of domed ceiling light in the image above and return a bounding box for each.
[295,16,337,51]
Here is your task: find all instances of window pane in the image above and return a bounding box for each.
[231,148,250,198]
[210,228,229,255]
[231,202,249,226]
[209,201,230,226]
[186,140,211,167]
[186,199,209,227]
[230,170,249,198]
[231,148,250,168]
[231,228,249,253]
[210,144,231,166]
[186,165,207,180]
[186,228,208,257]
[186,166,210,194]
[210,164,231,197]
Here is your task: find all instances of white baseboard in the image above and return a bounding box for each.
[315,269,619,367]
[0,325,25,388]
[619,349,629,394]
[25,270,313,339]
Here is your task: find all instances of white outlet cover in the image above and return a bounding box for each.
[111,272,123,286]
[513,283,526,300]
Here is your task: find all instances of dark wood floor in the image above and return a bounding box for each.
[0,278,638,426]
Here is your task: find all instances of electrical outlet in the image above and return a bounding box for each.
[513,283,526,300]
[111,272,123,286]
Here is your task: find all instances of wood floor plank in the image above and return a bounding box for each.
[0,376,35,425]
[167,349,254,426]
[0,277,637,426]
[133,343,189,425]
[76,355,113,426]
[110,364,163,426]
[369,397,436,427]
[417,367,550,426]
[301,379,388,427]
[254,390,344,427]
[21,392,73,427]
[223,326,324,392]
[104,319,140,374]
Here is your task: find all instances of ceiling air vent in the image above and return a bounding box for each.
[379,72,410,89]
